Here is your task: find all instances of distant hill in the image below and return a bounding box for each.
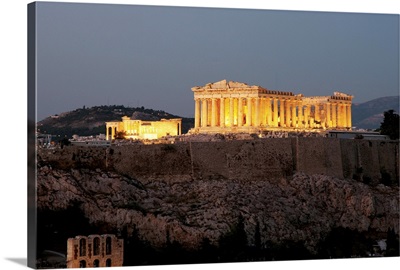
[37,105,194,138]
[352,96,399,130]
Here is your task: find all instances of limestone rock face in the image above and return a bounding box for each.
[37,164,399,253]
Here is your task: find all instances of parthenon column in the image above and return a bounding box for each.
[339,103,343,128]
[310,106,315,128]
[343,103,348,128]
[106,125,109,140]
[331,102,337,128]
[207,99,212,126]
[238,98,243,127]
[255,98,260,127]
[211,98,217,127]
[266,97,272,126]
[291,101,297,127]
[260,98,265,126]
[304,105,309,128]
[194,98,200,128]
[315,104,320,124]
[285,99,291,127]
[346,103,352,129]
[246,98,252,126]
[229,97,234,127]
[340,103,346,128]
[279,99,285,127]
[273,98,279,127]
[201,98,208,127]
[341,104,347,128]
[326,102,331,128]
[220,98,225,128]
[298,101,304,128]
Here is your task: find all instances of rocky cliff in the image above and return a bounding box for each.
[36,138,399,264]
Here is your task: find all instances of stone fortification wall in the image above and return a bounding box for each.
[340,140,399,183]
[377,141,399,180]
[190,139,294,181]
[110,144,193,183]
[110,138,397,183]
[38,147,107,170]
[294,137,344,178]
[107,139,294,182]
[38,138,398,183]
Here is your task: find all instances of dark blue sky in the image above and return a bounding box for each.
[36,2,399,120]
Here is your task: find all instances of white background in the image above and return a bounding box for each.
[0,1,398,269]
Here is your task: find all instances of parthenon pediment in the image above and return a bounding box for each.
[211,80,251,89]
[333,91,353,98]
[192,79,260,91]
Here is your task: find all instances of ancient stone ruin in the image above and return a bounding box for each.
[191,79,353,133]
[66,234,123,268]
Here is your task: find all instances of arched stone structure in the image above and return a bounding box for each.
[67,234,123,268]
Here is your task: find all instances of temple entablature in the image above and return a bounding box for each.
[331,91,353,101]
[302,96,330,105]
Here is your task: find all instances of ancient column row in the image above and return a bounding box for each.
[324,102,352,129]
[286,102,352,129]
[194,97,352,129]
[195,96,297,128]
[123,120,137,135]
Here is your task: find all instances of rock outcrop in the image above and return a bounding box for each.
[37,162,399,254]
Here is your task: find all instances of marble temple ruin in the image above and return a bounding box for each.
[190,80,353,134]
[106,117,182,140]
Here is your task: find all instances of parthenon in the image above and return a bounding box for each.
[191,80,353,134]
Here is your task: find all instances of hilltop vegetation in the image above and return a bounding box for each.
[37,105,194,138]
[352,96,399,129]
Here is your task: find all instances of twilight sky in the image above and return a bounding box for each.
[35,2,399,121]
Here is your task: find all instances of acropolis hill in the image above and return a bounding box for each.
[37,137,399,261]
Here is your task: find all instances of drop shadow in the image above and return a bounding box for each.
[5,258,27,267]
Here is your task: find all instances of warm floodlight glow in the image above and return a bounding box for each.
[191,80,353,134]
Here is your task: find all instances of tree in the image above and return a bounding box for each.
[254,220,261,250]
[379,110,399,140]
[386,227,400,257]
[218,215,248,261]
[59,137,70,148]
[114,131,127,140]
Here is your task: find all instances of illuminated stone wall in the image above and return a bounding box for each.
[66,234,123,268]
[191,80,353,134]
[105,117,182,140]
[340,139,399,181]
[110,139,398,183]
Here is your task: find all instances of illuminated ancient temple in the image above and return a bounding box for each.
[191,80,353,134]
[106,117,182,140]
